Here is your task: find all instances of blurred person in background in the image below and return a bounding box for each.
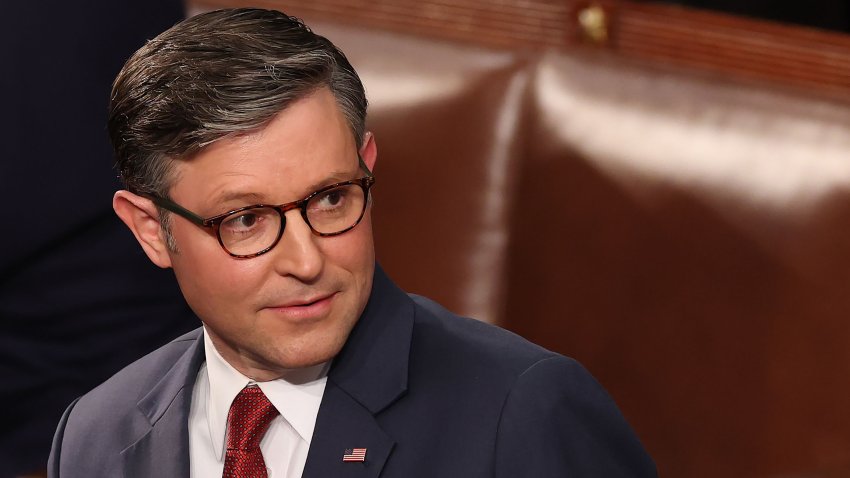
[0,2,196,476]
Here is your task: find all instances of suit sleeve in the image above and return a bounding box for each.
[47,397,81,478]
[493,356,657,477]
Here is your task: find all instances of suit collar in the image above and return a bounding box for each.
[327,263,414,414]
[302,264,414,477]
[137,329,205,423]
[121,329,205,477]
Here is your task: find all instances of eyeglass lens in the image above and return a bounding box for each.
[218,182,367,256]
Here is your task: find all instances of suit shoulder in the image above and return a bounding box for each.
[69,328,201,418]
[406,297,657,476]
[408,294,562,379]
[494,352,658,476]
[50,329,201,476]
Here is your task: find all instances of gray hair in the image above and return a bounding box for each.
[108,8,368,198]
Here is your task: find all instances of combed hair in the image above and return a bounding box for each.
[108,7,368,197]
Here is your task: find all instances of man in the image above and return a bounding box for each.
[48,8,656,477]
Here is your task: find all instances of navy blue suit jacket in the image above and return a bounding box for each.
[48,266,656,477]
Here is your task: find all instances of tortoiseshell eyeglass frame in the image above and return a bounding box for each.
[140,160,375,259]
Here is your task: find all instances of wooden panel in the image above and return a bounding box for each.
[194,0,570,49]
[611,2,850,100]
[193,0,850,99]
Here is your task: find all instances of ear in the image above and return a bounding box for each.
[359,131,377,173]
[113,190,173,269]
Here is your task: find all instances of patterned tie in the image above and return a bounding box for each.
[222,385,280,478]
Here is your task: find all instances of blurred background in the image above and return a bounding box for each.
[1,2,198,477]
[5,1,850,477]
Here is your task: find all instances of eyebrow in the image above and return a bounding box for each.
[303,170,359,194]
[208,169,360,211]
[209,191,267,207]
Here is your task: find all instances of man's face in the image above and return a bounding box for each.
[163,88,375,379]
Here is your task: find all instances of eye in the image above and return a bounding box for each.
[312,188,348,211]
[321,190,344,207]
[217,207,280,253]
[222,211,261,233]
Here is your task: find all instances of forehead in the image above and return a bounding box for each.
[168,88,358,209]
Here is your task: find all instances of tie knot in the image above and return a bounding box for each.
[225,385,279,451]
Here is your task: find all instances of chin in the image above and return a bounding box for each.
[267,335,347,370]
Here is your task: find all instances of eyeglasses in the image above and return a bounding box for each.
[142,176,375,258]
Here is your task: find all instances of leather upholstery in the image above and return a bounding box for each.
[311,20,850,478]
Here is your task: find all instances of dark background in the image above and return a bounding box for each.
[0,2,197,475]
[660,0,850,32]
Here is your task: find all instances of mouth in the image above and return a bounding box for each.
[264,292,338,321]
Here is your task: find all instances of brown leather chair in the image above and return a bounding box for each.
[312,18,850,478]
[188,3,850,476]
[320,23,529,325]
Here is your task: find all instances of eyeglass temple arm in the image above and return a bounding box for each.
[358,154,373,177]
[141,193,207,227]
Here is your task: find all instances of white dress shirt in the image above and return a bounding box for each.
[189,328,329,478]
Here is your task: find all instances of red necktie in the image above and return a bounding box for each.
[222,385,280,478]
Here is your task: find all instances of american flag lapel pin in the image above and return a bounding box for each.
[343,448,367,462]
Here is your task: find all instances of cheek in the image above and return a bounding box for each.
[325,220,375,315]
[322,218,375,276]
[170,240,267,316]
[172,222,264,284]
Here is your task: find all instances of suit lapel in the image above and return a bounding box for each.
[121,330,205,478]
[300,381,396,477]
[302,265,415,478]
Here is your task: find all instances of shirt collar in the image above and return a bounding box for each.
[202,327,329,460]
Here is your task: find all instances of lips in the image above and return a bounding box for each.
[263,292,338,321]
[275,292,335,308]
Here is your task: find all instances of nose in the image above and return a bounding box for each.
[269,209,324,282]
